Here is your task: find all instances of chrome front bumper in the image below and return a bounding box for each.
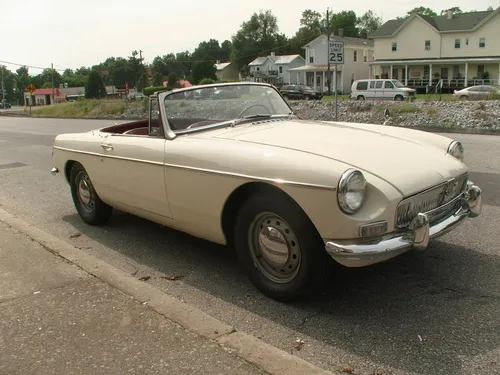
[325,182,482,264]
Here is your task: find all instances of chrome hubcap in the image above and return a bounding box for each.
[248,213,301,283]
[76,172,95,212]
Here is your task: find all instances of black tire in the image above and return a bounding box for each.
[69,163,113,225]
[357,95,365,101]
[395,95,404,101]
[233,191,334,301]
[304,94,311,100]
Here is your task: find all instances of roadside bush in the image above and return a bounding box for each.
[143,86,168,97]
[199,78,216,85]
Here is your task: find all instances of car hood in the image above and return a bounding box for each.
[212,119,467,196]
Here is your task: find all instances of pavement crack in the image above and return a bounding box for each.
[298,312,320,327]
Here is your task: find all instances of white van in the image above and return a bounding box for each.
[350,79,416,101]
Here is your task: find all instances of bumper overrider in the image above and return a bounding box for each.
[325,181,482,263]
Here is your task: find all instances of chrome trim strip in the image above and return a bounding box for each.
[53,146,164,166]
[163,163,335,190]
[53,146,335,190]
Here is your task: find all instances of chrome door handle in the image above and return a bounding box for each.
[101,143,114,151]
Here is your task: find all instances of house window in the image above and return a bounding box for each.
[425,40,431,50]
[308,49,315,63]
[479,37,486,48]
[353,50,357,62]
[391,42,397,52]
[279,66,282,74]
[455,39,461,48]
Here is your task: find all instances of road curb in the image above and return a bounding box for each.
[0,207,333,375]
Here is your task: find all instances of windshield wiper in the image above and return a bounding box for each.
[242,114,273,119]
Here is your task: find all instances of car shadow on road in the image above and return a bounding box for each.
[62,210,500,375]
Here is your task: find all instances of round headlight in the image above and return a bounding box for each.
[337,169,366,214]
[448,140,464,161]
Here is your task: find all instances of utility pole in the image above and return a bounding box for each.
[1,65,5,106]
[138,50,144,90]
[326,8,331,96]
[51,63,55,105]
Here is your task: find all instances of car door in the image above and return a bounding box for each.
[98,98,173,218]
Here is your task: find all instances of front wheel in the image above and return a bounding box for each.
[70,163,113,225]
[234,192,334,301]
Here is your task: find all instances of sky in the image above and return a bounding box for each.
[1,0,497,74]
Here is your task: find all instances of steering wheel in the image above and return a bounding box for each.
[237,104,271,118]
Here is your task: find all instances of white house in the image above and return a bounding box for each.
[248,53,305,85]
[215,61,241,81]
[289,32,375,94]
[370,7,500,91]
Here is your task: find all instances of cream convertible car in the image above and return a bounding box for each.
[51,82,482,301]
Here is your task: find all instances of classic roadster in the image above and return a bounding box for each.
[51,82,482,301]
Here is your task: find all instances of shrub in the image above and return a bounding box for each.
[85,71,106,99]
[142,86,168,97]
[199,78,216,85]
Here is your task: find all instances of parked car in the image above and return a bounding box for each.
[51,82,482,301]
[127,92,146,100]
[279,84,323,100]
[350,79,416,101]
[0,102,12,109]
[453,85,500,100]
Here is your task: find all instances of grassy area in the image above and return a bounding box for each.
[31,99,128,118]
[321,95,350,101]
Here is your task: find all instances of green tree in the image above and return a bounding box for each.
[167,72,179,89]
[357,10,383,38]
[1,66,17,104]
[231,10,280,69]
[16,66,31,102]
[85,71,106,99]
[329,10,360,37]
[289,10,325,56]
[190,60,216,84]
[440,7,463,15]
[407,7,438,17]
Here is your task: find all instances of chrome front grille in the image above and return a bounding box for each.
[396,173,468,228]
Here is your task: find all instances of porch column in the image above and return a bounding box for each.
[389,64,393,79]
[313,71,317,90]
[303,72,307,86]
[405,65,408,86]
[429,64,433,86]
[368,65,371,79]
[464,63,468,87]
[296,72,299,84]
[322,71,326,92]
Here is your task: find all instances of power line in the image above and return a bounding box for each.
[0,59,66,72]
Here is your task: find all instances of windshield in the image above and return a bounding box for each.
[163,84,293,134]
[392,80,405,88]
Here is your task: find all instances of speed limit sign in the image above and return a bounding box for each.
[329,41,344,64]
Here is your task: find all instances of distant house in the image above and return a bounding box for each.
[24,88,63,106]
[288,32,374,94]
[248,53,305,85]
[215,61,240,81]
[370,6,500,91]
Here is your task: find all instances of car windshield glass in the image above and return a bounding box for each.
[392,80,405,88]
[163,84,293,134]
[301,86,313,90]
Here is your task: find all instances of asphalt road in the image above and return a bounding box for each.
[1,117,499,375]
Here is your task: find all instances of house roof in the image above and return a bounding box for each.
[304,34,374,48]
[372,7,499,37]
[271,54,303,64]
[215,62,232,70]
[248,57,268,66]
[33,88,60,95]
[248,54,304,66]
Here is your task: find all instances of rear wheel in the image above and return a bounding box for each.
[394,95,404,101]
[234,192,334,301]
[69,163,113,225]
[304,94,311,100]
[357,95,365,101]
